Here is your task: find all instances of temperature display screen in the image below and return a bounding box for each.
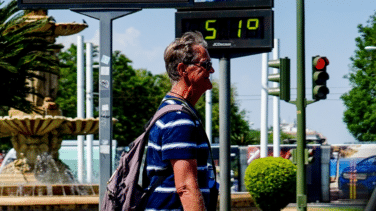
[18,0,193,9]
[182,17,264,40]
[176,9,273,58]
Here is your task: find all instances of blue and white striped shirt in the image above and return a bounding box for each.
[145,95,211,211]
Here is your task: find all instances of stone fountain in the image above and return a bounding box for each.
[0,10,104,208]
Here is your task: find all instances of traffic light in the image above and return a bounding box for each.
[267,57,291,102]
[290,148,315,165]
[312,56,330,100]
[305,148,315,164]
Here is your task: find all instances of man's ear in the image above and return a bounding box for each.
[177,63,187,77]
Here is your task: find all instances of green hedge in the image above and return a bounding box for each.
[244,157,297,211]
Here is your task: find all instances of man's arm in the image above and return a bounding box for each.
[171,159,206,211]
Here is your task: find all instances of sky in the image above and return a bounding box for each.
[20,0,376,145]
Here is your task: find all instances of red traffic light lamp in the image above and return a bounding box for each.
[312,56,329,100]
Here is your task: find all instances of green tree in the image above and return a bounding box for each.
[110,51,171,146]
[341,12,376,142]
[56,44,170,146]
[198,82,258,146]
[245,128,295,146]
[267,127,296,144]
[56,45,257,146]
[0,1,62,113]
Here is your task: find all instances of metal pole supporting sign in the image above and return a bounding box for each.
[219,55,231,211]
[71,9,141,208]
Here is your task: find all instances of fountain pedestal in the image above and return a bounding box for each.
[0,9,103,186]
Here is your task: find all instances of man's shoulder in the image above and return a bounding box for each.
[158,108,195,125]
[158,98,195,120]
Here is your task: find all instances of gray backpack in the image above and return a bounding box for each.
[101,104,190,211]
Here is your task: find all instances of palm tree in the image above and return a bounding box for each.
[0,0,63,113]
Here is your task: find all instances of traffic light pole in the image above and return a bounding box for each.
[296,0,307,210]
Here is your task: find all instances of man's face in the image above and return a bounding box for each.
[185,45,215,93]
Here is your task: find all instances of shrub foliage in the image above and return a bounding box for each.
[244,157,297,211]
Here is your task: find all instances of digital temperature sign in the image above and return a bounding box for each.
[181,0,273,10]
[175,9,273,58]
[18,0,193,9]
[183,18,264,41]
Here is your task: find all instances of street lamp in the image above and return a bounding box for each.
[365,46,376,60]
[364,45,376,211]
[365,46,376,51]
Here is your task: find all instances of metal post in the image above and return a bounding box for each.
[296,0,307,210]
[365,187,376,211]
[272,39,280,157]
[77,35,85,184]
[206,80,212,143]
[219,55,231,211]
[71,9,141,208]
[260,53,269,158]
[321,145,331,202]
[86,42,94,184]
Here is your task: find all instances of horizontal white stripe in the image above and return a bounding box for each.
[162,142,196,150]
[146,165,167,171]
[164,99,177,105]
[198,143,208,148]
[197,166,208,171]
[155,120,165,129]
[149,142,205,151]
[154,187,177,193]
[148,142,161,151]
[156,119,195,129]
[153,187,210,194]
[200,188,210,193]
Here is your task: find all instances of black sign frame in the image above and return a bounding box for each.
[17,0,193,9]
[175,9,273,58]
[179,0,273,11]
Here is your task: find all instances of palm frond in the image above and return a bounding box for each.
[0,1,64,112]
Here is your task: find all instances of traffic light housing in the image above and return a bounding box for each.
[291,148,315,165]
[305,148,315,164]
[267,57,291,102]
[312,56,329,100]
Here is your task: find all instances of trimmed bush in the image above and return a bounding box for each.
[244,157,297,211]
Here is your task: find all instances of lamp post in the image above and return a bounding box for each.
[365,45,376,211]
[365,46,376,51]
[365,46,376,60]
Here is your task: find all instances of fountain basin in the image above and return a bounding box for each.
[0,183,99,210]
[0,116,116,171]
[0,184,98,197]
[0,196,99,211]
[0,195,98,205]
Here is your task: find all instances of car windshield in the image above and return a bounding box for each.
[357,156,376,166]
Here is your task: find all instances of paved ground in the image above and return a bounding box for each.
[228,193,368,211]
[282,201,367,211]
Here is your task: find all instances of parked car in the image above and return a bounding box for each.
[338,155,376,198]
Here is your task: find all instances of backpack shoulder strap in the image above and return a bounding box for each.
[137,104,186,209]
[144,104,185,133]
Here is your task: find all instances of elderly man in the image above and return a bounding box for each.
[144,31,217,211]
